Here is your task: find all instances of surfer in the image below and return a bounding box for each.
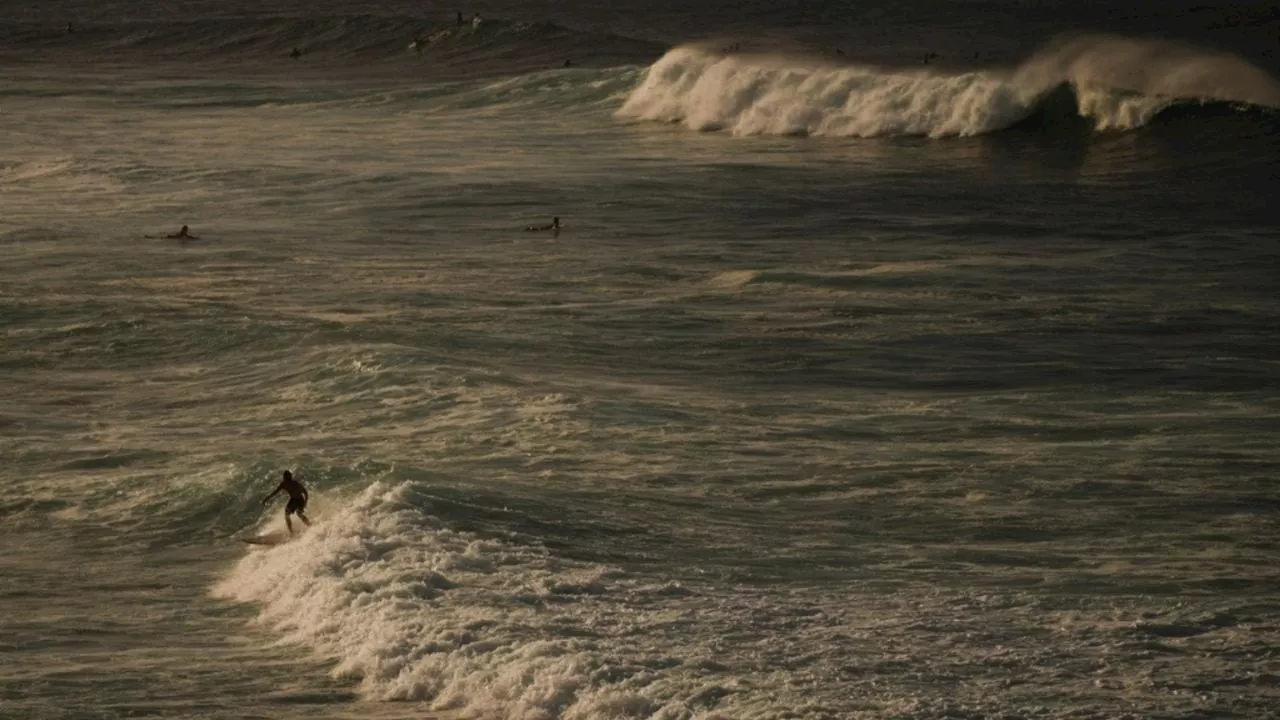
[524,216,561,232]
[290,47,302,60]
[262,470,311,535]
[166,225,197,239]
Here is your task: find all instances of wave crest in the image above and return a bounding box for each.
[617,35,1280,138]
[1014,34,1280,110]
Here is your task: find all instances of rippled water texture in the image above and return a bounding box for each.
[3,1,1279,718]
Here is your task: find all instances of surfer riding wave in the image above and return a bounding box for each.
[262,470,311,534]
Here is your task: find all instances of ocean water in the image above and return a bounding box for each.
[3,1,1279,718]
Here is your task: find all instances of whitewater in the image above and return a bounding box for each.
[3,1,1280,719]
[618,35,1280,137]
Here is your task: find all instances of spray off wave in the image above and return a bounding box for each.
[617,35,1280,138]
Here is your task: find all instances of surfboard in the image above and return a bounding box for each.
[240,532,290,546]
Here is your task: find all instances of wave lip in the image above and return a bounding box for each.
[1015,34,1280,111]
[617,35,1280,138]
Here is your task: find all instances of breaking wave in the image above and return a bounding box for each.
[213,481,747,717]
[617,35,1280,137]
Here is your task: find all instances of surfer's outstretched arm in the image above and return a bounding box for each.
[262,482,283,505]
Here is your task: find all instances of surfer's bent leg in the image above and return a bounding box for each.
[285,497,306,534]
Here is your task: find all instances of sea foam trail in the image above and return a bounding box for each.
[617,35,1280,138]
[213,482,722,718]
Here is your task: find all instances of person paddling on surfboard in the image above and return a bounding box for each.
[166,225,197,239]
[262,470,311,535]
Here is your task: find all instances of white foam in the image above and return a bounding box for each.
[212,481,725,717]
[1074,86,1171,131]
[617,37,1280,138]
[618,47,1027,138]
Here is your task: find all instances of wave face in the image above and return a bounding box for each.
[617,35,1280,137]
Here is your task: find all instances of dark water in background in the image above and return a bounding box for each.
[5,0,1280,66]
[2,1,1279,719]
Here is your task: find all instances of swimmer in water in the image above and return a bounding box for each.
[166,225,197,239]
[524,217,561,232]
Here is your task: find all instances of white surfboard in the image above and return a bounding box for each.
[240,531,291,546]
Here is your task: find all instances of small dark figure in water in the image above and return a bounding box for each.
[262,470,311,535]
[457,11,464,26]
[563,59,573,67]
[525,217,561,232]
[66,22,74,34]
[166,225,197,239]
[290,47,302,59]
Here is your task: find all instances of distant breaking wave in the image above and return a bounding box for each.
[617,35,1280,137]
[7,16,1277,137]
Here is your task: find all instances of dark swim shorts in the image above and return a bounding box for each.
[285,497,307,515]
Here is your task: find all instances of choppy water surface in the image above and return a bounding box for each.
[3,1,1279,718]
